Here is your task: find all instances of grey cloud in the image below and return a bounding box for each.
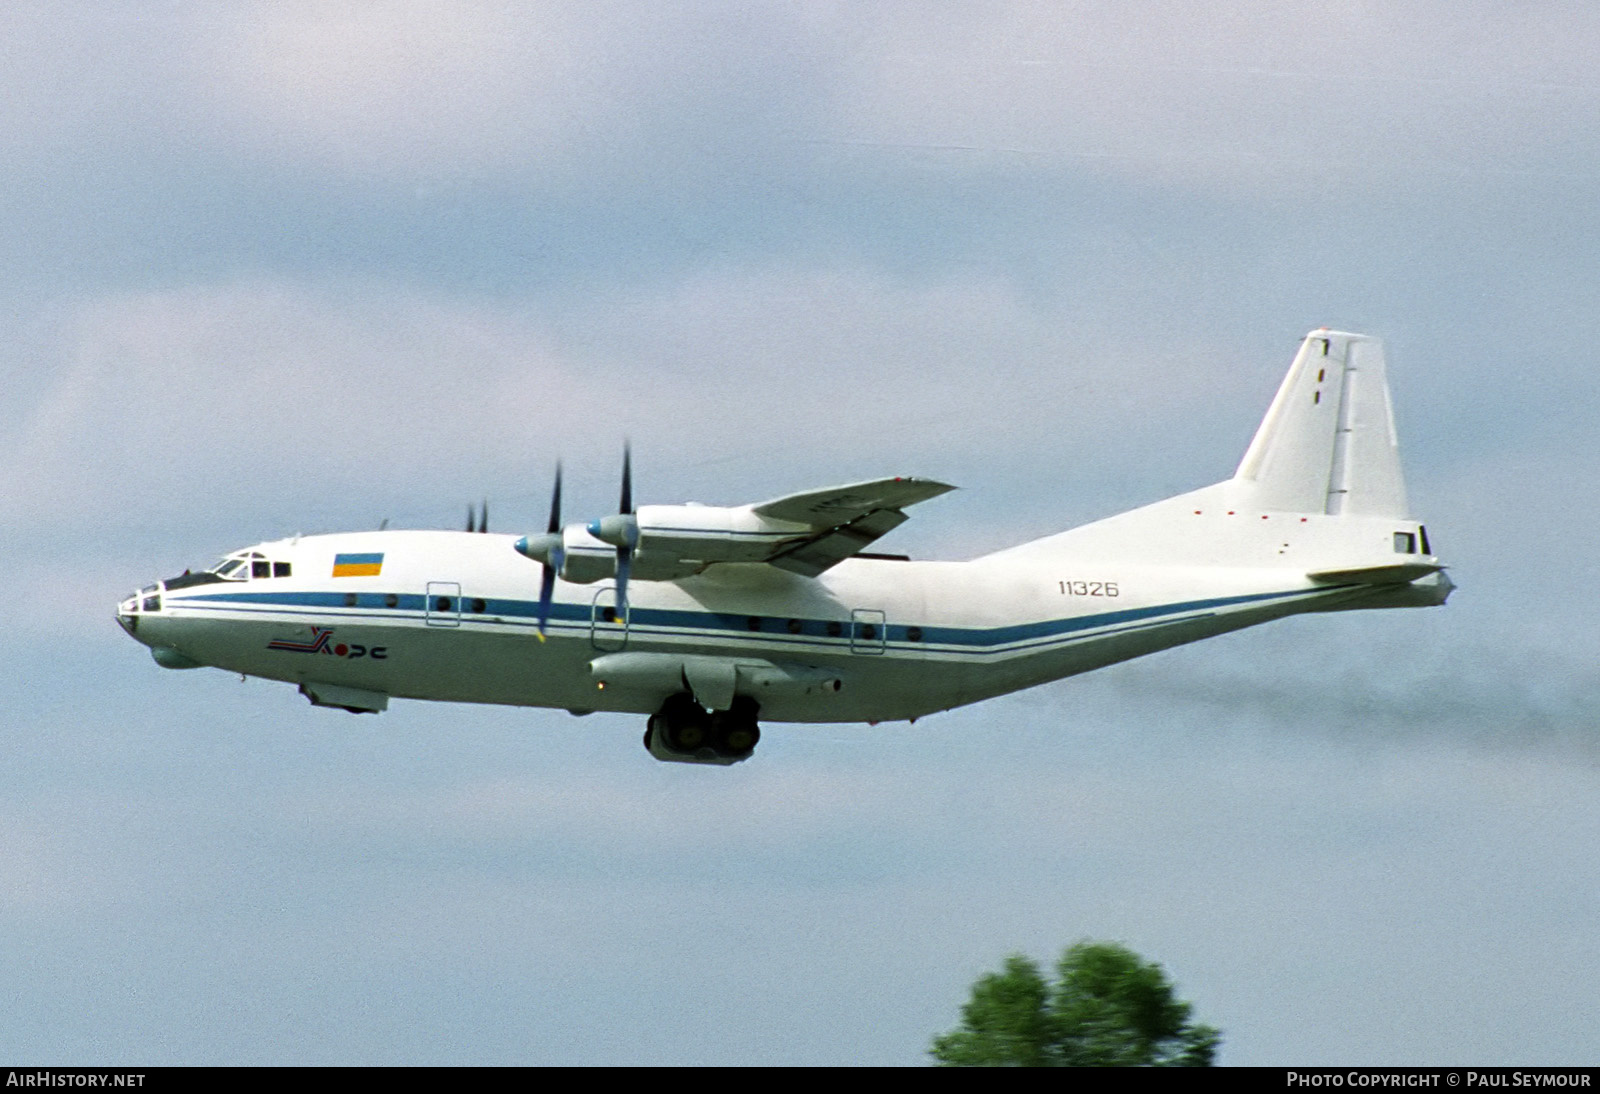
[0,271,1274,549]
[836,3,1600,194]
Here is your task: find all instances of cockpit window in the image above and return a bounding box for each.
[209,552,291,580]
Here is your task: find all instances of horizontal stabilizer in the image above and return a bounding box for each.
[1308,561,1443,585]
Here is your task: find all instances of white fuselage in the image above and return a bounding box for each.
[118,507,1446,725]
[117,332,1454,738]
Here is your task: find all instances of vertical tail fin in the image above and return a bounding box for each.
[978,326,1437,575]
[1233,330,1410,518]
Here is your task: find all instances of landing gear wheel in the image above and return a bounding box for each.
[645,693,761,763]
[718,721,760,754]
[668,719,709,752]
[710,696,761,756]
[656,692,711,753]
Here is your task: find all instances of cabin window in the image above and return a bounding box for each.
[1393,531,1417,554]
[344,593,357,607]
[907,626,923,642]
[826,621,843,638]
[385,593,399,608]
[435,596,453,612]
[471,598,487,614]
[747,616,762,631]
[786,619,802,634]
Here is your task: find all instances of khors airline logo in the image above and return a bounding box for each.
[267,627,387,660]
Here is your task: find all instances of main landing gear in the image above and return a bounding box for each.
[643,693,761,765]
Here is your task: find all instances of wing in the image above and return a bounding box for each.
[753,477,956,576]
[619,476,956,580]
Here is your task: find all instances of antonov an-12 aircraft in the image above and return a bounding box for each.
[119,330,1451,764]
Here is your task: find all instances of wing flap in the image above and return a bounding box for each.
[752,477,954,526]
[767,509,910,577]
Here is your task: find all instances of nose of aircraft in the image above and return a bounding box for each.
[116,584,161,641]
[116,582,202,668]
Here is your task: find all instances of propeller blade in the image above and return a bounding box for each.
[548,462,563,533]
[615,443,635,619]
[536,463,563,641]
[620,442,632,516]
[614,546,631,623]
[465,504,475,533]
[537,563,557,641]
[477,498,488,534]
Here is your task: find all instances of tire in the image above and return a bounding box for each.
[655,693,710,752]
[668,719,708,752]
[719,722,759,754]
[711,698,761,755]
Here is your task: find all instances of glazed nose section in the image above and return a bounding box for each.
[117,582,202,668]
[116,584,162,640]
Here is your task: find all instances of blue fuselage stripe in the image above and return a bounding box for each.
[165,586,1325,654]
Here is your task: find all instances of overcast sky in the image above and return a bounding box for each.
[3,1,1598,1065]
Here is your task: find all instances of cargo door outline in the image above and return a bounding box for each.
[426,582,462,628]
[851,608,886,654]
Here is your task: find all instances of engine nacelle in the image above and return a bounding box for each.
[514,525,622,584]
[557,525,616,584]
[590,504,812,565]
[522,502,822,584]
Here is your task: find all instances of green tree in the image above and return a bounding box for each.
[930,942,1221,1067]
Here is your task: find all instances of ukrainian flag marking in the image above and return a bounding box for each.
[332,552,383,577]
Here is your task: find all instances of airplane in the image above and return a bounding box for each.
[117,329,1451,765]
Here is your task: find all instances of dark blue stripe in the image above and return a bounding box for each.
[169,587,1319,651]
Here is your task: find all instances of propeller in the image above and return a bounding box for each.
[514,464,564,640]
[465,499,488,533]
[587,443,639,621]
